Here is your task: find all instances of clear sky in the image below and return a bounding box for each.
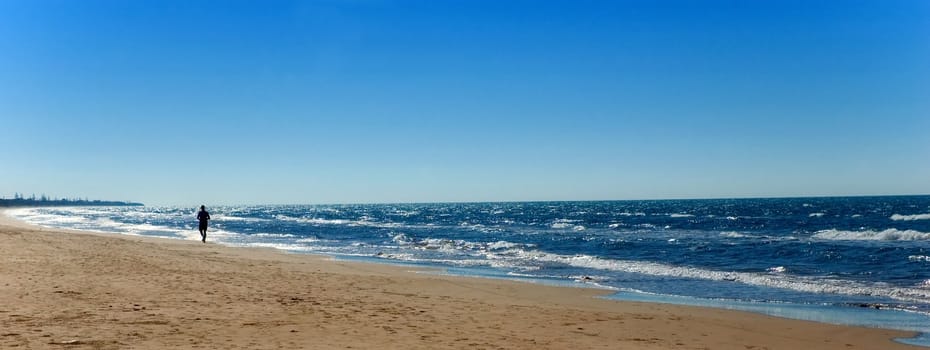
[1,0,928,206]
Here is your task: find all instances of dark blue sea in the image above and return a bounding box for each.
[8,196,930,345]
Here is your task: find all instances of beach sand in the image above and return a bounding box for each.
[0,212,920,349]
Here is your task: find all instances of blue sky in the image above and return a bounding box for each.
[1,0,928,205]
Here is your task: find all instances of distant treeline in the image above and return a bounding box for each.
[0,193,143,207]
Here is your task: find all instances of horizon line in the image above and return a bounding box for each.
[157,193,930,207]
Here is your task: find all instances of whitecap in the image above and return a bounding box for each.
[809,213,825,218]
[486,241,521,250]
[670,213,694,218]
[891,213,930,221]
[306,218,351,225]
[250,233,298,238]
[391,233,412,244]
[275,214,401,229]
[720,231,748,238]
[551,219,580,229]
[813,229,930,241]
[274,215,348,225]
[214,215,267,222]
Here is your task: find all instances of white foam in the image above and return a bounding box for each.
[809,213,825,218]
[391,234,487,255]
[891,213,930,221]
[390,210,420,217]
[375,252,417,261]
[670,213,694,218]
[391,233,412,244]
[5,208,80,224]
[813,229,930,241]
[281,225,930,306]
[768,266,787,273]
[241,242,319,252]
[487,241,522,250]
[390,234,535,263]
[8,207,241,242]
[274,214,401,228]
[251,233,298,238]
[720,231,748,238]
[377,253,506,269]
[551,218,580,227]
[909,255,930,262]
[214,215,267,222]
[419,238,473,253]
[3,207,34,217]
[569,276,619,290]
[513,251,930,304]
[37,214,90,224]
[122,222,176,233]
[276,215,350,225]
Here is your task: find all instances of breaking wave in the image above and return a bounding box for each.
[383,232,930,305]
[517,251,930,304]
[813,229,930,241]
[891,213,930,221]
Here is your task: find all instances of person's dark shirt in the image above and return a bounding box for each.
[197,210,210,222]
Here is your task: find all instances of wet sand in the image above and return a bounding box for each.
[0,211,920,349]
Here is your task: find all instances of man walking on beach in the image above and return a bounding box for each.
[197,205,211,243]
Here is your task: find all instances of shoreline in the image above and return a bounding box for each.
[1,210,923,349]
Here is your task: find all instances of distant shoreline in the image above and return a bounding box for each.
[0,198,143,207]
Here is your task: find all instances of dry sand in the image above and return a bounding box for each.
[0,211,920,349]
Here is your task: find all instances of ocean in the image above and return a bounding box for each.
[7,196,930,346]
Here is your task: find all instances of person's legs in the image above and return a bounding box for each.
[199,222,207,242]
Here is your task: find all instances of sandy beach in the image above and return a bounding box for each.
[0,211,920,350]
